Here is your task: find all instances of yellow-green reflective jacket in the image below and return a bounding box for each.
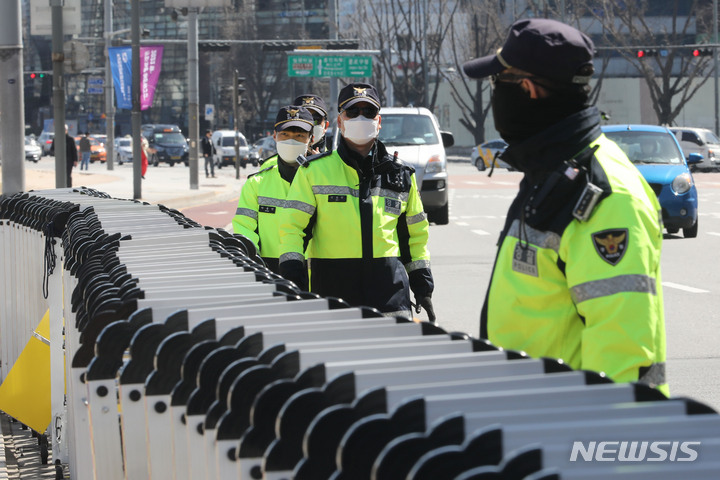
[482,134,668,395]
[232,156,290,273]
[278,140,432,315]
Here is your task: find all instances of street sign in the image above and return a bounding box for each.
[29,0,82,36]
[288,55,372,78]
[88,77,105,86]
[87,87,103,95]
[205,104,215,122]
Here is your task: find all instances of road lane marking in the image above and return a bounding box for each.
[707,232,720,237]
[456,222,469,226]
[472,229,491,236]
[662,282,709,293]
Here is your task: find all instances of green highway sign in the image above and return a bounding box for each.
[288,55,373,78]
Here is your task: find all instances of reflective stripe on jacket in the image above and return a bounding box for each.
[232,157,289,272]
[483,134,668,394]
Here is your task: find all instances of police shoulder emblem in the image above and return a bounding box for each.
[592,228,628,265]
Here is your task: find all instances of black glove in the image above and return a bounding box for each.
[278,258,308,292]
[415,295,436,323]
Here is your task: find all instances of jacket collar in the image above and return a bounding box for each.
[500,106,602,175]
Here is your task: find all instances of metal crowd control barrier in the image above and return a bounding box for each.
[0,187,719,480]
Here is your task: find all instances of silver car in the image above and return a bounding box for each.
[669,127,720,171]
[114,137,133,165]
[25,136,42,162]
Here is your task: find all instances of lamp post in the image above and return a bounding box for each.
[104,0,114,170]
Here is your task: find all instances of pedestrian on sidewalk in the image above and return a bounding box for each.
[79,132,91,170]
[201,129,216,178]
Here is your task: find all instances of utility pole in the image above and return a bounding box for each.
[0,0,25,194]
[714,0,719,136]
[188,8,199,190]
[131,0,141,199]
[52,0,67,188]
[104,0,114,170]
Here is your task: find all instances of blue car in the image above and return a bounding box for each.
[601,124,700,238]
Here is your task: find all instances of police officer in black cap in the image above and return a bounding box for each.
[278,82,435,321]
[232,105,315,274]
[463,18,668,393]
[293,94,330,154]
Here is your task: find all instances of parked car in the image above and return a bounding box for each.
[142,124,189,166]
[38,131,55,156]
[25,136,42,162]
[470,139,512,171]
[253,135,277,162]
[602,124,700,238]
[211,130,254,168]
[376,107,454,225]
[114,136,133,165]
[75,135,107,163]
[669,127,720,171]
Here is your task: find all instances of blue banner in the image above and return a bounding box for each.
[108,47,132,110]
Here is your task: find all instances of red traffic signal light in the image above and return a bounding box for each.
[29,72,36,79]
[693,48,712,57]
[637,49,657,58]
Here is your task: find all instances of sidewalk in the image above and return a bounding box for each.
[1,158,252,210]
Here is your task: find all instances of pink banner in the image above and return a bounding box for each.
[140,45,164,111]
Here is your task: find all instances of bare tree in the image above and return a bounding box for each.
[444,4,506,145]
[351,0,461,110]
[588,0,713,125]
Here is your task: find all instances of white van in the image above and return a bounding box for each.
[211,130,254,168]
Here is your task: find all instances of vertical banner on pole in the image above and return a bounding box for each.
[109,45,164,111]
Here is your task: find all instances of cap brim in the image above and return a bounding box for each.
[304,105,327,117]
[462,54,505,79]
[342,97,381,110]
[275,120,313,132]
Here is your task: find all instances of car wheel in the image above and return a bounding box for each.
[428,202,449,225]
[683,219,698,238]
[474,157,486,171]
[151,154,159,167]
[185,161,189,167]
[666,227,679,234]
[169,161,175,167]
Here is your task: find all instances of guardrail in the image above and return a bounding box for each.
[0,187,719,480]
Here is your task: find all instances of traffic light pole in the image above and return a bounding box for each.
[51,0,67,188]
[233,71,245,180]
[188,8,199,190]
[0,0,25,195]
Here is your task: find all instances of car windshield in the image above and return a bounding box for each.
[221,136,246,147]
[154,133,186,145]
[700,130,720,144]
[118,139,131,147]
[603,131,684,165]
[379,114,439,146]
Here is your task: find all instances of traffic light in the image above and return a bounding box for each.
[692,48,712,57]
[637,49,657,58]
[234,73,246,105]
[199,42,230,52]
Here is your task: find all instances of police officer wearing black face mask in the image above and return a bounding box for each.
[462,18,668,394]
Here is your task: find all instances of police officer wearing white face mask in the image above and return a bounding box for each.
[294,94,330,154]
[278,83,435,320]
[232,105,315,274]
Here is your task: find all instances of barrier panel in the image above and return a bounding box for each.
[0,187,718,480]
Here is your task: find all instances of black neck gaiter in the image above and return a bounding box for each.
[491,82,585,145]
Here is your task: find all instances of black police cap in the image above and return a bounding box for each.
[274,105,314,132]
[337,82,381,112]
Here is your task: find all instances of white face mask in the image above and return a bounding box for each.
[276,138,309,164]
[312,125,325,144]
[342,117,379,143]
